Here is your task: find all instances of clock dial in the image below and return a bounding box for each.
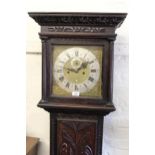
[52,46,102,97]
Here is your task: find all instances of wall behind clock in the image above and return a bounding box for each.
[26,1,128,155]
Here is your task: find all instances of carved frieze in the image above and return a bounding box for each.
[47,26,105,33]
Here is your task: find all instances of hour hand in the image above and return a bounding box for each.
[82,61,89,68]
[64,67,78,73]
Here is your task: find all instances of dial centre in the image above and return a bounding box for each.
[71,57,82,69]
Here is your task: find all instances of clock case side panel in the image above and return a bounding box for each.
[38,37,115,114]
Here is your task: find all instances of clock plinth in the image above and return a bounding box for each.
[29,12,127,155]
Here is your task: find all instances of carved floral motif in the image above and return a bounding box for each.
[58,121,96,155]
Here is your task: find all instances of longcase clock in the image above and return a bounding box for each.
[28,12,127,155]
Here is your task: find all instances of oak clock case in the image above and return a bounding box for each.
[28,12,127,155]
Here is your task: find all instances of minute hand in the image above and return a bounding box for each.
[76,61,89,72]
[77,59,96,72]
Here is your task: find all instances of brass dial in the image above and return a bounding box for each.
[52,46,102,97]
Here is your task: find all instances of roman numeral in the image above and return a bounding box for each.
[88,76,94,82]
[65,82,70,88]
[75,50,79,57]
[83,53,87,59]
[66,53,71,59]
[59,76,64,81]
[91,69,96,72]
[59,60,65,64]
[83,83,87,88]
[75,85,78,91]
[56,69,62,73]
[88,60,94,64]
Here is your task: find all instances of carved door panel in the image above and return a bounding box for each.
[57,118,97,155]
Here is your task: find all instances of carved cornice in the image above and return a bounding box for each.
[29,12,127,28]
